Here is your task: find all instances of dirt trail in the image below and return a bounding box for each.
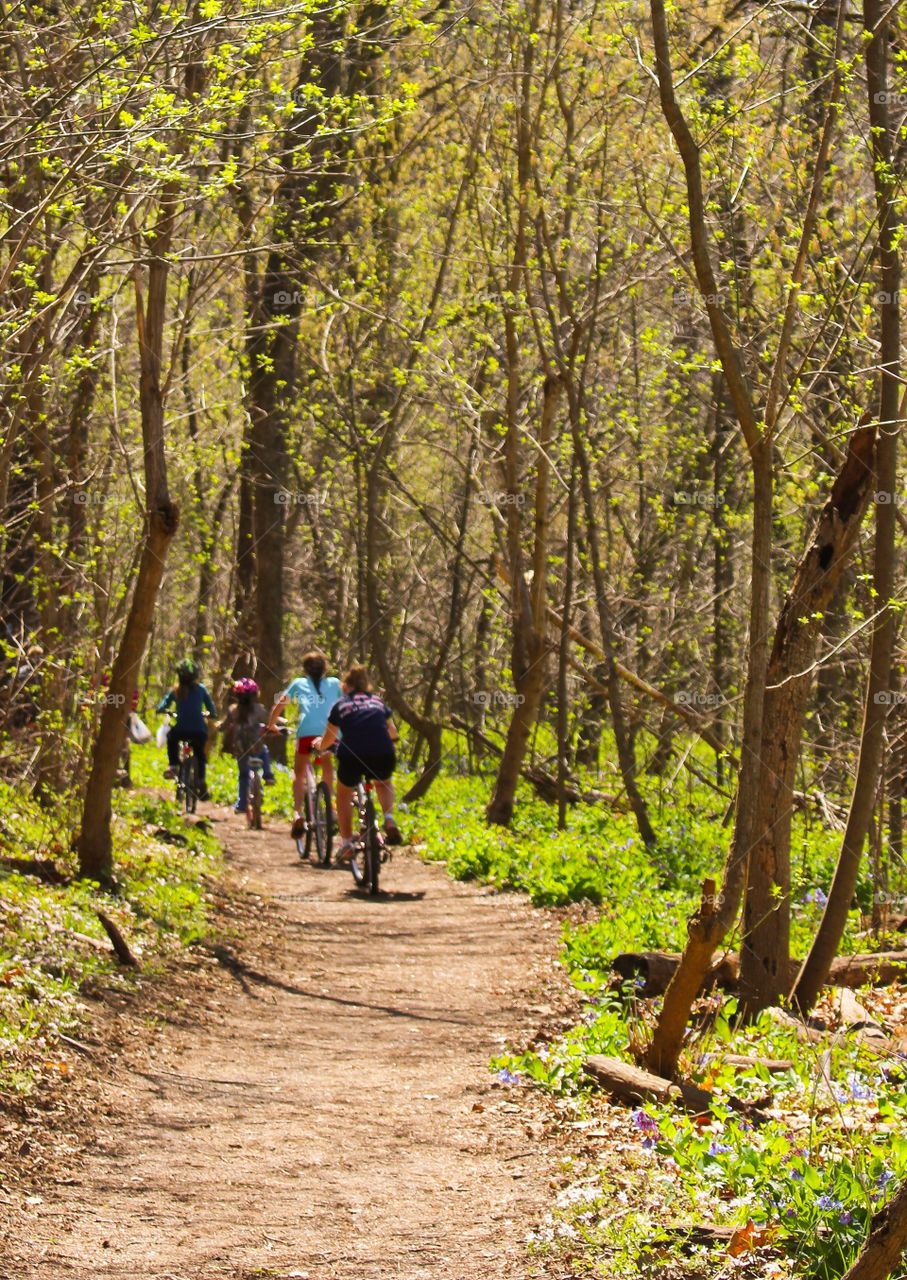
[3,808,569,1280]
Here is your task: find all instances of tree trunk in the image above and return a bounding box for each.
[557,456,578,829]
[570,417,656,846]
[77,192,180,881]
[794,0,900,1012]
[739,421,877,1012]
[487,373,562,825]
[841,1177,907,1280]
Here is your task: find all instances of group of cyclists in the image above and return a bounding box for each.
[157,650,403,861]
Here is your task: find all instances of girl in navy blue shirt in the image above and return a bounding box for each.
[157,659,216,800]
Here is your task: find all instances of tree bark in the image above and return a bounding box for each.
[738,421,877,1011]
[794,0,901,1014]
[841,1177,907,1280]
[487,373,562,825]
[638,109,769,1064]
[77,192,180,882]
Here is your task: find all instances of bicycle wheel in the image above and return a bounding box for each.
[182,755,198,814]
[365,822,381,895]
[349,787,367,888]
[313,782,333,866]
[247,769,263,830]
[303,775,316,860]
[361,792,380,894]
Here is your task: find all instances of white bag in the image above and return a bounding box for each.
[129,712,152,744]
[155,715,170,749]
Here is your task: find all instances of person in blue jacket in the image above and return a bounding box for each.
[157,659,216,801]
[267,650,341,839]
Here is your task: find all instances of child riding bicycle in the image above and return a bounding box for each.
[268,650,341,841]
[221,678,275,814]
[157,659,216,801]
[312,664,402,862]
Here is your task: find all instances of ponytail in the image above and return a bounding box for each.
[302,649,327,693]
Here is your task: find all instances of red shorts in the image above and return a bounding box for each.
[297,735,329,761]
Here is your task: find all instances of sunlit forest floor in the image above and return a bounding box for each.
[1,741,906,1278]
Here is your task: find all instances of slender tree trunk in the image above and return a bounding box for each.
[647,446,772,1075]
[557,455,578,829]
[571,420,656,847]
[77,194,180,881]
[487,373,562,825]
[794,0,900,1012]
[739,423,877,1012]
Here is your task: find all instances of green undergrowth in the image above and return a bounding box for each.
[409,769,871,966]
[410,762,907,1278]
[497,994,907,1279]
[0,747,221,1097]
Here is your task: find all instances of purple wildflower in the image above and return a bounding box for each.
[497,1067,520,1085]
[849,1073,875,1102]
[817,1194,843,1212]
[632,1109,661,1148]
[839,1211,853,1225]
[708,1140,733,1156]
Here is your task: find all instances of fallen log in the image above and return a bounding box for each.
[611,950,738,997]
[0,854,69,885]
[584,1054,713,1113]
[829,951,907,988]
[612,948,907,997]
[723,1054,794,1072]
[583,1053,769,1123]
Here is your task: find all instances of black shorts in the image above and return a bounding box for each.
[337,745,395,789]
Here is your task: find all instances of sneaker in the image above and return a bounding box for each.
[336,842,355,863]
[233,804,244,814]
[198,786,211,802]
[163,767,176,780]
[291,816,307,840]
[383,820,403,846]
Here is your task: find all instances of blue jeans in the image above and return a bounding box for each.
[236,747,274,809]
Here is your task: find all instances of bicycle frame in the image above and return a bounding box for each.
[349,779,386,894]
[296,742,334,864]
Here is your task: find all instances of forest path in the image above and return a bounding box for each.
[4,806,568,1280]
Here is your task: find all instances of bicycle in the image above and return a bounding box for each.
[176,739,199,813]
[296,743,334,866]
[246,753,265,830]
[238,722,283,831]
[348,778,387,895]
